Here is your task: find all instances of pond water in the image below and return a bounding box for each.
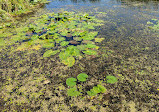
[0,0,159,111]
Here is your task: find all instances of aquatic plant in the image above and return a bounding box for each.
[106,75,118,84]
[66,77,77,87]
[147,19,159,33]
[0,0,50,15]
[67,87,81,97]
[77,73,88,82]
[87,85,106,96]
[66,73,106,97]
[15,11,104,67]
[66,73,88,96]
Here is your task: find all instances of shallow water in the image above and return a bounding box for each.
[0,0,159,111]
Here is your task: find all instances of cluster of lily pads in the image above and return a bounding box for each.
[147,19,159,33]
[20,11,105,67]
[66,73,118,97]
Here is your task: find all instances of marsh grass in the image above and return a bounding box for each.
[0,0,50,22]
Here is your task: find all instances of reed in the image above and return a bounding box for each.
[0,0,49,18]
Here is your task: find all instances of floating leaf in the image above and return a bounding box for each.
[93,86,101,93]
[0,26,3,29]
[73,37,82,41]
[60,29,68,36]
[28,45,41,50]
[66,46,80,56]
[67,87,81,97]
[43,50,59,57]
[106,75,118,84]
[85,24,95,29]
[60,41,69,46]
[77,45,86,51]
[97,85,106,93]
[82,35,95,41]
[62,56,75,67]
[55,37,65,43]
[42,43,54,48]
[77,73,88,82]
[89,31,98,37]
[66,78,77,87]
[16,43,30,51]
[87,89,97,96]
[85,44,97,48]
[95,38,105,42]
[79,31,88,36]
[82,50,97,55]
[59,51,71,60]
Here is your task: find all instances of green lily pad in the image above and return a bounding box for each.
[0,26,3,29]
[85,44,97,48]
[81,32,98,41]
[89,31,98,37]
[73,37,82,41]
[60,29,68,36]
[77,73,88,82]
[66,77,77,87]
[77,45,86,51]
[82,35,95,41]
[42,43,54,48]
[106,75,118,84]
[79,31,88,36]
[93,86,101,93]
[95,38,105,42]
[97,85,107,93]
[55,37,65,43]
[60,41,69,46]
[87,89,97,96]
[82,50,97,55]
[62,56,75,67]
[43,50,59,57]
[67,87,81,97]
[59,51,71,60]
[66,46,80,56]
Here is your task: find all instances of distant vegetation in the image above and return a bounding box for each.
[0,0,50,22]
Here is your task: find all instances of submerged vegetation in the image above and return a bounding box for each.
[0,1,159,111]
[147,19,159,33]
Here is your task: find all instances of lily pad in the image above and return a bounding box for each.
[77,73,88,82]
[43,50,59,57]
[42,43,54,48]
[60,41,69,46]
[97,85,107,93]
[67,87,81,97]
[66,46,80,56]
[66,77,77,87]
[82,50,97,55]
[93,86,101,93]
[95,38,105,42]
[59,51,71,60]
[82,35,95,41]
[77,45,86,51]
[106,75,118,84]
[85,44,97,48]
[62,56,75,67]
[87,89,97,96]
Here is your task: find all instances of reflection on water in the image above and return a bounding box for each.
[70,0,101,3]
[46,0,159,11]
[116,0,159,10]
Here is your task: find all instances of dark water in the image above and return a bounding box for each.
[45,0,159,12]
